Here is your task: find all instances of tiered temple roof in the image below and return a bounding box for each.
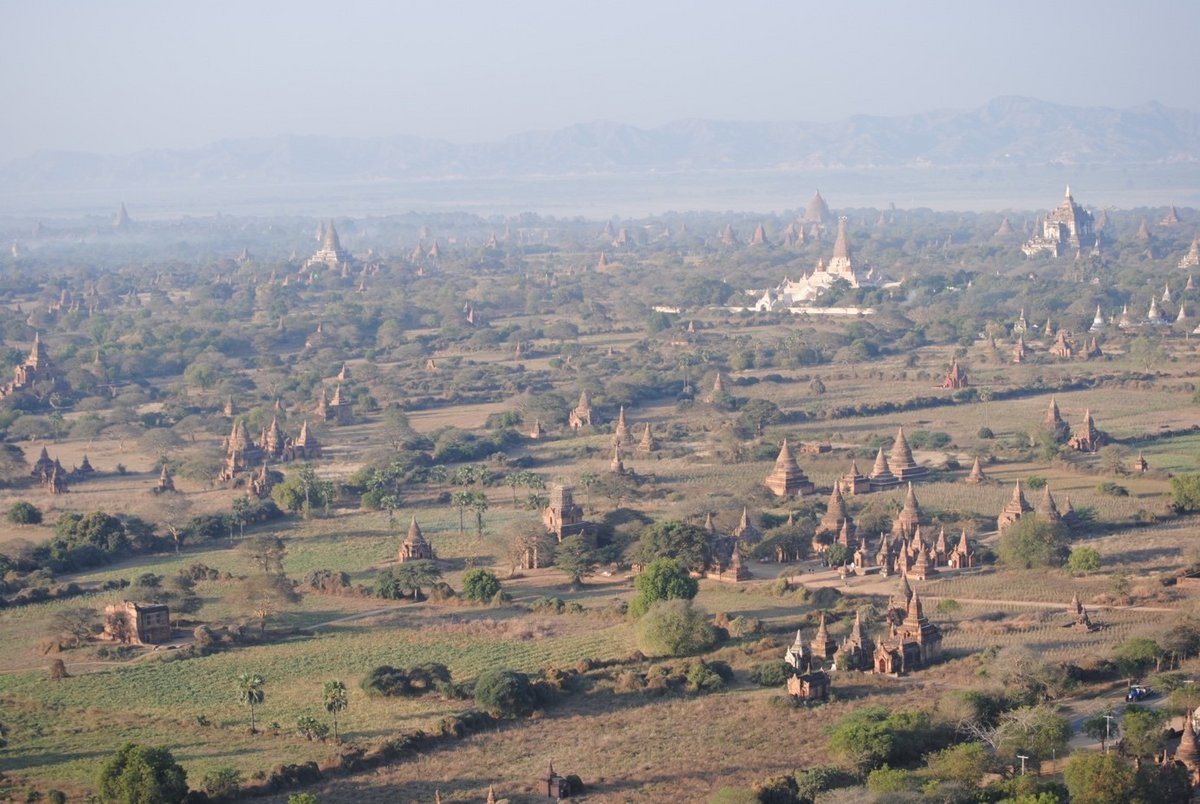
[889,427,926,481]
[763,440,815,497]
[997,482,1033,532]
[892,483,923,539]
[399,516,435,562]
[839,459,870,495]
[869,447,900,490]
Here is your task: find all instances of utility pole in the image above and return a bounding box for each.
[1017,754,1029,776]
[1103,714,1116,754]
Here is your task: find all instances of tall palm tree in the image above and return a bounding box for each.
[323,680,348,741]
[237,673,265,733]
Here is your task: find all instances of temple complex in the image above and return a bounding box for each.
[816,486,855,546]
[869,447,900,491]
[838,459,871,495]
[103,601,170,645]
[305,221,351,271]
[0,333,67,401]
[948,530,975,569]
[219,420,263,483]
[636,423,656,453]
[874,590,942,674]
[997,482,1033,532]
[154,464,175,494]
[542,485,588,542]
[965,456,986,484]
[888,427,927,481]
[609,443,625,475]
[835,611,875,671]
[398,516,435,562]
[801,190,833,225]
[892,483,924,539]
[763,440,815,497]
[568,391,593,430]
[810,613,838,660]
[1048,330,1075,359]
[1012,335,1028,364]
[731,506,760,543]
[783,629,830,702]
[316,384,353,424]
[942,360,968,390]
[1022,187,1097,257]
[613,406,629,445]
[1067,408,1103,452]
[1036,484,1062,523]
[1180,238,1200,269]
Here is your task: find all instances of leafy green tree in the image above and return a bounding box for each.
[826,706,936,772]
[995,705,1070,762]
[1119,705,1167,758]
[323,680,348,740]
[239,533,286,573]
[1066,546,1101,575]
[461,568,502,603]
[554,534,598,585]
[637,520,714,573]
[236,673,265,733]
[634,599,717,657]
[202,766,242,800]
[1171,474,1200,512]
[97,743,188,804]
[474,668,535,717]
[924,742,990,788]
[997,516,1069,569]
[230,495,252,539]
[1063,752,1137,804]
[6,501,42,525]
[271,463,335,516]
[1082,712,1119,752]
[629,558,698,617]
[296,715,329,741]
[233,574,301,634]
[288,795,320,804]
[1113,638,1162,678]
[391,559,441,600]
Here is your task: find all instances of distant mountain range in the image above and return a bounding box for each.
[3,97,1198,193]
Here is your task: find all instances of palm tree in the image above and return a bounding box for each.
[450,490,474,534]
[469,492,489,539]
[323,680,348,741]
[237,673,265,734]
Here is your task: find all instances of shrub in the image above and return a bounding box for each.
[1066,547,1101,575]
[1097,481,1129,496]
[1024,475,1046,490]
[460,568,502,603]
[685,660,729,694]
[202,766,242,799]
[296,716,329,741]
[977,427,994,439]
[629,557,698,617]
[749,660,792,687]
[997,516,1069,569]
[6,501,42,525]
[634,599,717,657]
[1171,474,1200,512]
[474,668,536,718]
[97,743,188,804]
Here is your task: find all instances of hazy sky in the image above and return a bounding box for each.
[2,0,1197,161]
